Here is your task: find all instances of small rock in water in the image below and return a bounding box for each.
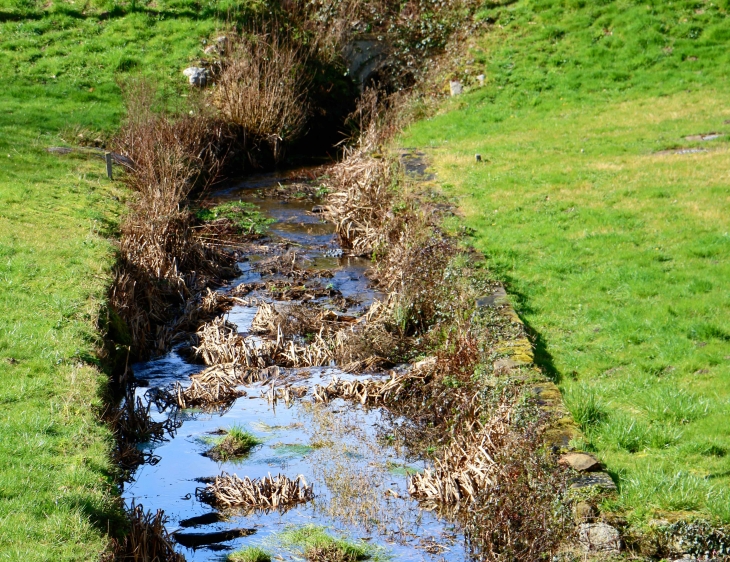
[578,522,621,552]
[183,67,209,87]
[311,205,325,213]
[323,248,343,258]
[449,80,463,96]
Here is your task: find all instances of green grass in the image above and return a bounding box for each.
[0,0,247,557]
[204,425,263,461]
[277,525,376,561]
[227,546,272,562]
[401,0,730,523]
[196,201,275,235]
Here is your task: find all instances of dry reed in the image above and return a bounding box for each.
[212,31,310,161]
[103,503,184,562]
[197,472,314,508]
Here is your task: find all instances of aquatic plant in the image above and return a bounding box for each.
[196,201,274,235]
[207,425,263,462]
[102,503,184,562]
[227,546,271,562]
[277,525,371,561]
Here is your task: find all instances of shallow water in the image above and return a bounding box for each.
[124,170,467,561]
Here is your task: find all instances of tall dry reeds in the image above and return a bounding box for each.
[212,31,310,161]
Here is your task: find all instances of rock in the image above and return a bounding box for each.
[573,502,597,523]
[569,471,617,493]
[494,357,519,373]
[449,80,463,96]
[559,452,602,472]
[475,154,482,162]
[477,74,485,86]
[311,205,326,213]
[578,522,621,552]
[215,35,229,54]
[183,67,209,87]
[203,44,217,55]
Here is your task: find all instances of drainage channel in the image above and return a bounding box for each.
[122,169,467,561]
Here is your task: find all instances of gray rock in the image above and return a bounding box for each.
[578,522,621,552]
[183,67,209,87]
[203,45,218,55]
[477,74,485,86]
[476,286,508,308]
[449,80,463,96]
[569,471,617,493]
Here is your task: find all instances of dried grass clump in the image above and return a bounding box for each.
[408,402,511,503]
[465,427,572,561]
[192,317,273,367]
[322,151,397,255]
[173,364,247,409]
[197,472,313,509]
[103,503,184,562]
[170,364,279,409]
[213,31,310,161]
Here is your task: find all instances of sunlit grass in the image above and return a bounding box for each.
[402,0,730,522]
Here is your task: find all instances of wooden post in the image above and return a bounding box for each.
[105,152,113,180]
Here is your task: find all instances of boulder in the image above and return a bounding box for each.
[559,452,602,472]
[578,522,621,552]
[183,67,209,87]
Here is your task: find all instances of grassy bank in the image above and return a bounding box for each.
[0,0,233,557]
[402,0,730,523]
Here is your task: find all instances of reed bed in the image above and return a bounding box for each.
[407,404,511,503]
[197,472,314,509]
[110,80,238,359]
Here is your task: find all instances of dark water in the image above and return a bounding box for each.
[124,170,467,561]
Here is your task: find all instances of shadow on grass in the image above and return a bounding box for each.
[495,272,562,384]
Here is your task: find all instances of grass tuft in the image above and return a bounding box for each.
[277,525,372,561]
[228,546,271,562]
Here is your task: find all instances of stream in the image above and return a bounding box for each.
[123,169,468,561]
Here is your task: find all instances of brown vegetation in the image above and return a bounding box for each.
[110,80,238,360]
[196,472,314,509]
[103,504,184,562]
[212,31,310,162]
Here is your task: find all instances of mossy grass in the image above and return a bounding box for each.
[196,201,275,235]
[277,525,376,561]
[227,546,271,562]
[206,425,263,461]
[402,0,730,523]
